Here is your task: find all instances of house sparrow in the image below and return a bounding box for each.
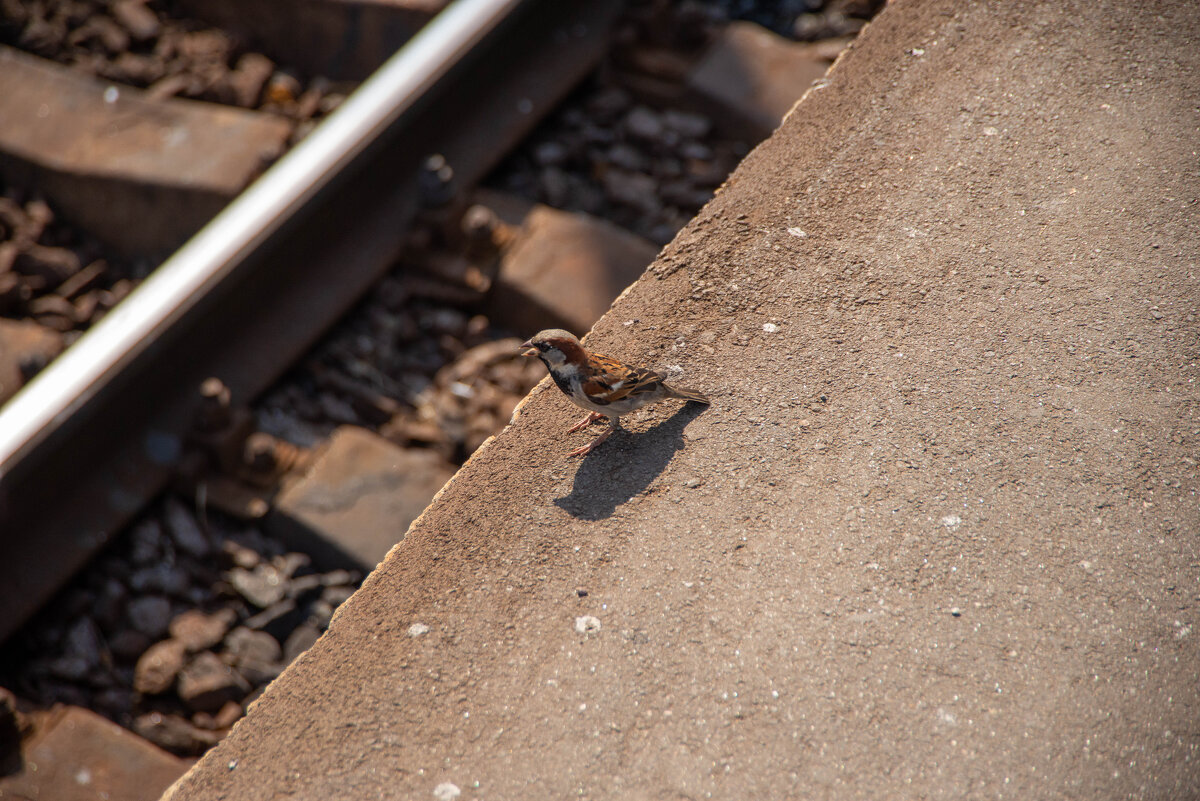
[520,329,709,457]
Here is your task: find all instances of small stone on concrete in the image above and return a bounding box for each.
[433,782,461,801]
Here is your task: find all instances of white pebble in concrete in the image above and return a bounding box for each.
[433,782,461,801]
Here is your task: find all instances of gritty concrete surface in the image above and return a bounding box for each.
[162,0,1200,798]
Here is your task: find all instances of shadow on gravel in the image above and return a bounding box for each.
[554,402,708,521]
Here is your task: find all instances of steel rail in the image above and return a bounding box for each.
[0,0,622,639]
[0,0,521,476]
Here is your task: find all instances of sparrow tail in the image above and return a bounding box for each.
[666,384,710,405]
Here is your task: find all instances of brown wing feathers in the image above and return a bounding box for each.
[579,347,709,406]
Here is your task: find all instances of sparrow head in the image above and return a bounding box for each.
[520,328,585,368]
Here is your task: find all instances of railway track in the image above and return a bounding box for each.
[0,0,879,777]
[0,0,624,637]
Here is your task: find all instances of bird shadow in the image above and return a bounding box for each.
[553,402,708,521]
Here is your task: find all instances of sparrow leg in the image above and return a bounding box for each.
[566,411,605,434]
[567,416,618,458]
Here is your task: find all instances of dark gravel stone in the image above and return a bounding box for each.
[62,617,104,671]
[128,519,165,565]
[46,655,91,681]
[128,563,191,596]
[108,629,152,662]
[13,244,80,288]
[164,497,211,557]
[126,596,172,639]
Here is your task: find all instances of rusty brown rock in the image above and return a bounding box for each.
[223,52,275,108]
[111,0,161,41]
[177,652,250,713]
[133,638,187,695]
[134,711,220,755]
[169,609,237,653]
[13,244,80,288]
[192,700,242,731]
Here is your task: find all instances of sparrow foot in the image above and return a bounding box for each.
[566,411,605,433]
[566,421,615,458]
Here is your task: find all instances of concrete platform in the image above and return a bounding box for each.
[163,0,1200,798]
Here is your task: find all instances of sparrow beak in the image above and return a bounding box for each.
[520,340,536,357]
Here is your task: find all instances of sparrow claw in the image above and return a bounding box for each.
[566,421,615,458]
[566,412,605,433]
